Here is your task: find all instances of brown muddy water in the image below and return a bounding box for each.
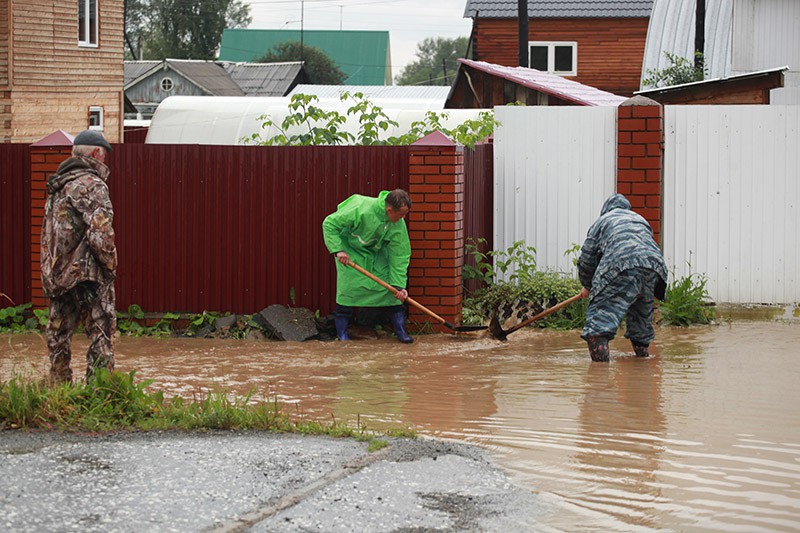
[2,320,799,531]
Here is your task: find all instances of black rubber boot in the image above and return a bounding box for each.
[632,341,650,358]
[334,305,352,341]
[391,310,413,343]
[587,335,610,362]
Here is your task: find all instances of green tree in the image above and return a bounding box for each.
[395,36,469,86]
[257,42,347,85]
[125,0,251,60]
[643,51,706,89]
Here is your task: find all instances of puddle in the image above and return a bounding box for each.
[2,321,799,531]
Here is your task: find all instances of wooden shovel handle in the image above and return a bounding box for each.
[504,293,584,336]
[346,260,448,325]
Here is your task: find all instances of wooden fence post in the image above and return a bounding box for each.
[407,132,465,331]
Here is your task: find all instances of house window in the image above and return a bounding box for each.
[89,106,104,130]
[78,0,98,47]
[161,77,174,92]
[528,42,577,76]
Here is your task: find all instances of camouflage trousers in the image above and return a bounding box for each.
[47,281,116,383]
[581,268,659,345]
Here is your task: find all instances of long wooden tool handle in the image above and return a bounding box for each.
[504,293,584,336]
[346,260,448,325]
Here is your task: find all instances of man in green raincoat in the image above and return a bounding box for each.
[322,189,413,342]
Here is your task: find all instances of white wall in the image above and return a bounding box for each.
[492,106,617,277]
[492,104,800,304]
[662,105,800,304]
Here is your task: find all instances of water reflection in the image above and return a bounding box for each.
[2,322,799,531]
[573,357,666,528]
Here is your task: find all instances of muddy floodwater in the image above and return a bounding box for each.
[3,320,799,531]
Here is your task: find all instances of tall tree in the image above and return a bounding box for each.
[124,0,251,60]
[395,36,469,86]
[258,42,347,85]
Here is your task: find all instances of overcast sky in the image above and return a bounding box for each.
[241,0,473,83]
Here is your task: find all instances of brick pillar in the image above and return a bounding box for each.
[30,133,74,308]
[407,132,465,332]
[617,96,663,244]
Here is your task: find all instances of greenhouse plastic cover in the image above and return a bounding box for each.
[146,96,487,145]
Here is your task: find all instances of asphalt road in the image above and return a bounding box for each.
[0,431,538,532]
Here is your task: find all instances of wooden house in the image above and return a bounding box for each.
[124,59,308,119]
[463,0,653,97]
[0,0,124,143]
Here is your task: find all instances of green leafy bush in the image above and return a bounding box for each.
[643,51,707,89]
[244,93,499,148]
[0,302,32,333]
[659,271,716,326]
[462,241,586,329]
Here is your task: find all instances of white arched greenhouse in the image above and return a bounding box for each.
[145,95,489,145]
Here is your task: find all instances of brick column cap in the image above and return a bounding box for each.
[31,130,75,148]
[620,95,662,107]
[411,130,455,147]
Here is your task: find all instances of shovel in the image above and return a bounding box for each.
[489,293,584,341]
[346,260,487,332]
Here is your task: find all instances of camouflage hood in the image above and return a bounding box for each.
[599,193,631,216]
[577,193,667,301]
[47,156,110,195]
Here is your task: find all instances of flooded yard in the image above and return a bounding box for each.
[2,319,799,531]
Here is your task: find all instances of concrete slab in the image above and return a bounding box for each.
[0,431,538,532]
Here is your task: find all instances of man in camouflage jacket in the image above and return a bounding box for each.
[577,194,667,362]
[41,130,117,383]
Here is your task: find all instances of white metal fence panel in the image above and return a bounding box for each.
[663,105,800,304]
[493,106,617,277]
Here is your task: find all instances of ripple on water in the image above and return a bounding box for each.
[2,322,799,531]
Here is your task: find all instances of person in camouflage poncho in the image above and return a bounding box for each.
[41,130,117,383]
[577,194,668,362]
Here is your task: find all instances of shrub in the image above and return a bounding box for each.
[461,241,586,329]
[659,271,716,326]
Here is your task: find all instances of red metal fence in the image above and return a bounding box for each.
[108,144,409,315]
[123,125,148,144]
[463,142,494,294]
[5,140,496,317]
[0,144,31,307]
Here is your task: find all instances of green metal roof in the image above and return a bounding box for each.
[219,29,391,86]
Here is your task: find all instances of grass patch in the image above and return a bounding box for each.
[0,370,415,450]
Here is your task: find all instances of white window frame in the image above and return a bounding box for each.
[78,0,98,48]
[88,106,104,130]
[528,41,578,76]
[160,77,175,92]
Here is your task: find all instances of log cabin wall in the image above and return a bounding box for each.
[1,1,11,141]
[472,17,649,97]
[1,0,124,143]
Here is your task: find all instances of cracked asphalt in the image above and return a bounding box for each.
[0,431,538,532]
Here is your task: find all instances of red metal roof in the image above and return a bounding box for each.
[459,59,627,107]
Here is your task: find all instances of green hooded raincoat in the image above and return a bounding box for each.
[322,191,411,307]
